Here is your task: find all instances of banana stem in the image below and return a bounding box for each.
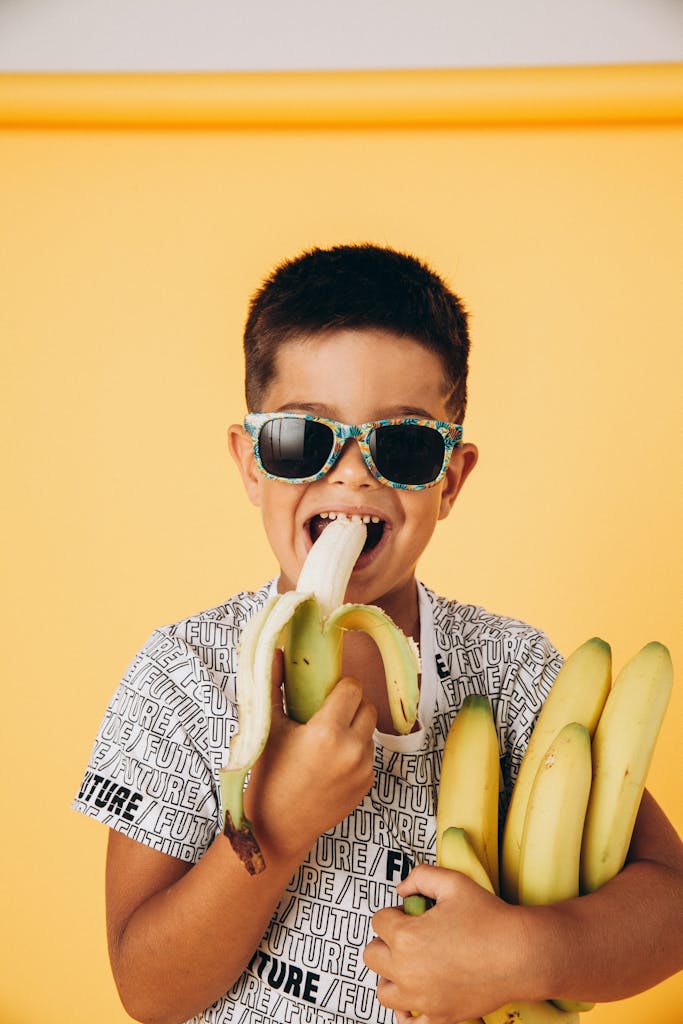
[402,894,434,916]
[219,767,265,875]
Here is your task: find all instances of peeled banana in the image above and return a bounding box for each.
[580,641,673,894]
[219,516,420,872]
[501,637,611,904]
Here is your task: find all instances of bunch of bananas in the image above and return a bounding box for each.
[421,635,673,1022]
[222,518,672,1020]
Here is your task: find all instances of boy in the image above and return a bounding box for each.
[73,244,683,1024]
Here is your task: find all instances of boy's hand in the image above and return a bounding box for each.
[364,864,527,1024]
[243,653,377,861]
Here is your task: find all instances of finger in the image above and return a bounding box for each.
[396,863,448,900]
[375,976,411,1013]
[352,692,378,734]
[369,905,406,942]
[314,675,364,726]
[362,934,392,978]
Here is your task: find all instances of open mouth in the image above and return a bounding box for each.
[308,511,386,554]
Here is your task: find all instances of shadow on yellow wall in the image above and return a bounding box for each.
[1,66,681,1023]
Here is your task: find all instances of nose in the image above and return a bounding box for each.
[327,439,377,489]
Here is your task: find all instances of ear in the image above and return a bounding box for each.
[438,442,478,520]
[228,423,262,507]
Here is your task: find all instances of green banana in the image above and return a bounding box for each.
[219,516,420,872]
[402,894,434,916]
[501,637,611,904]
[580,641,673,894]
[436,694,500,893]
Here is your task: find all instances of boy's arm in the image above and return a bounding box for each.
[106,676,377,1024]
[365,789,683,1024]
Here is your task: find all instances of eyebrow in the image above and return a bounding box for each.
[273,402,440,420]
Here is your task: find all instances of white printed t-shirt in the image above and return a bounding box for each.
[73,580,562,1024]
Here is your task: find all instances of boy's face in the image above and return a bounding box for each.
[229,329,477,614]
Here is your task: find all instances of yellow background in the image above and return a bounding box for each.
[1,68,681,1023]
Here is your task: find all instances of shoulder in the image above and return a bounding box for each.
[118,581,274,703]
[149,581,273,647]
[420,582,560,661]
[142,581,273,657]
[418,581,563,734]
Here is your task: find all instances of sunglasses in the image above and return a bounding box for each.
[244,412,463,490]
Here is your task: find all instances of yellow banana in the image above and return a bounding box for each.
[484,1001,579,1024]
[436,694,500,893]
[404,828,577,1024]
[517,722,592,907]
[580,641,673,894]
[403,828,488,1021]
[219,516,420,872]
[440,826,496,893]
[517,723,595,1014]
[501,637,611,903]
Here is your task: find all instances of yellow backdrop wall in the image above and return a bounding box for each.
[1,67,681,1024]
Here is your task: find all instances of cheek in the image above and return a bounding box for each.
[258,484,304,549]
[399,492,443,542]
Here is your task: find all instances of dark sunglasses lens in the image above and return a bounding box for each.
[371,424,445,485]
[259,418,334,479]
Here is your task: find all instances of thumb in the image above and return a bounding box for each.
[397,863,458,902]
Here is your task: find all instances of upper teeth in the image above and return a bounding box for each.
[319,512,381,524]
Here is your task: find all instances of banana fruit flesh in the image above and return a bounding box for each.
[580,641,673,894]
[436,694,500,893]
[219,516,420,872]
[501,637,612,905]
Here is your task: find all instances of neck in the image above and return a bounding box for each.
[370,576,421,646]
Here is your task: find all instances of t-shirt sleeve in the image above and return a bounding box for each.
[72,633,223,863]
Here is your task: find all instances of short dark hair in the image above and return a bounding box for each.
[243,243,471,421]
